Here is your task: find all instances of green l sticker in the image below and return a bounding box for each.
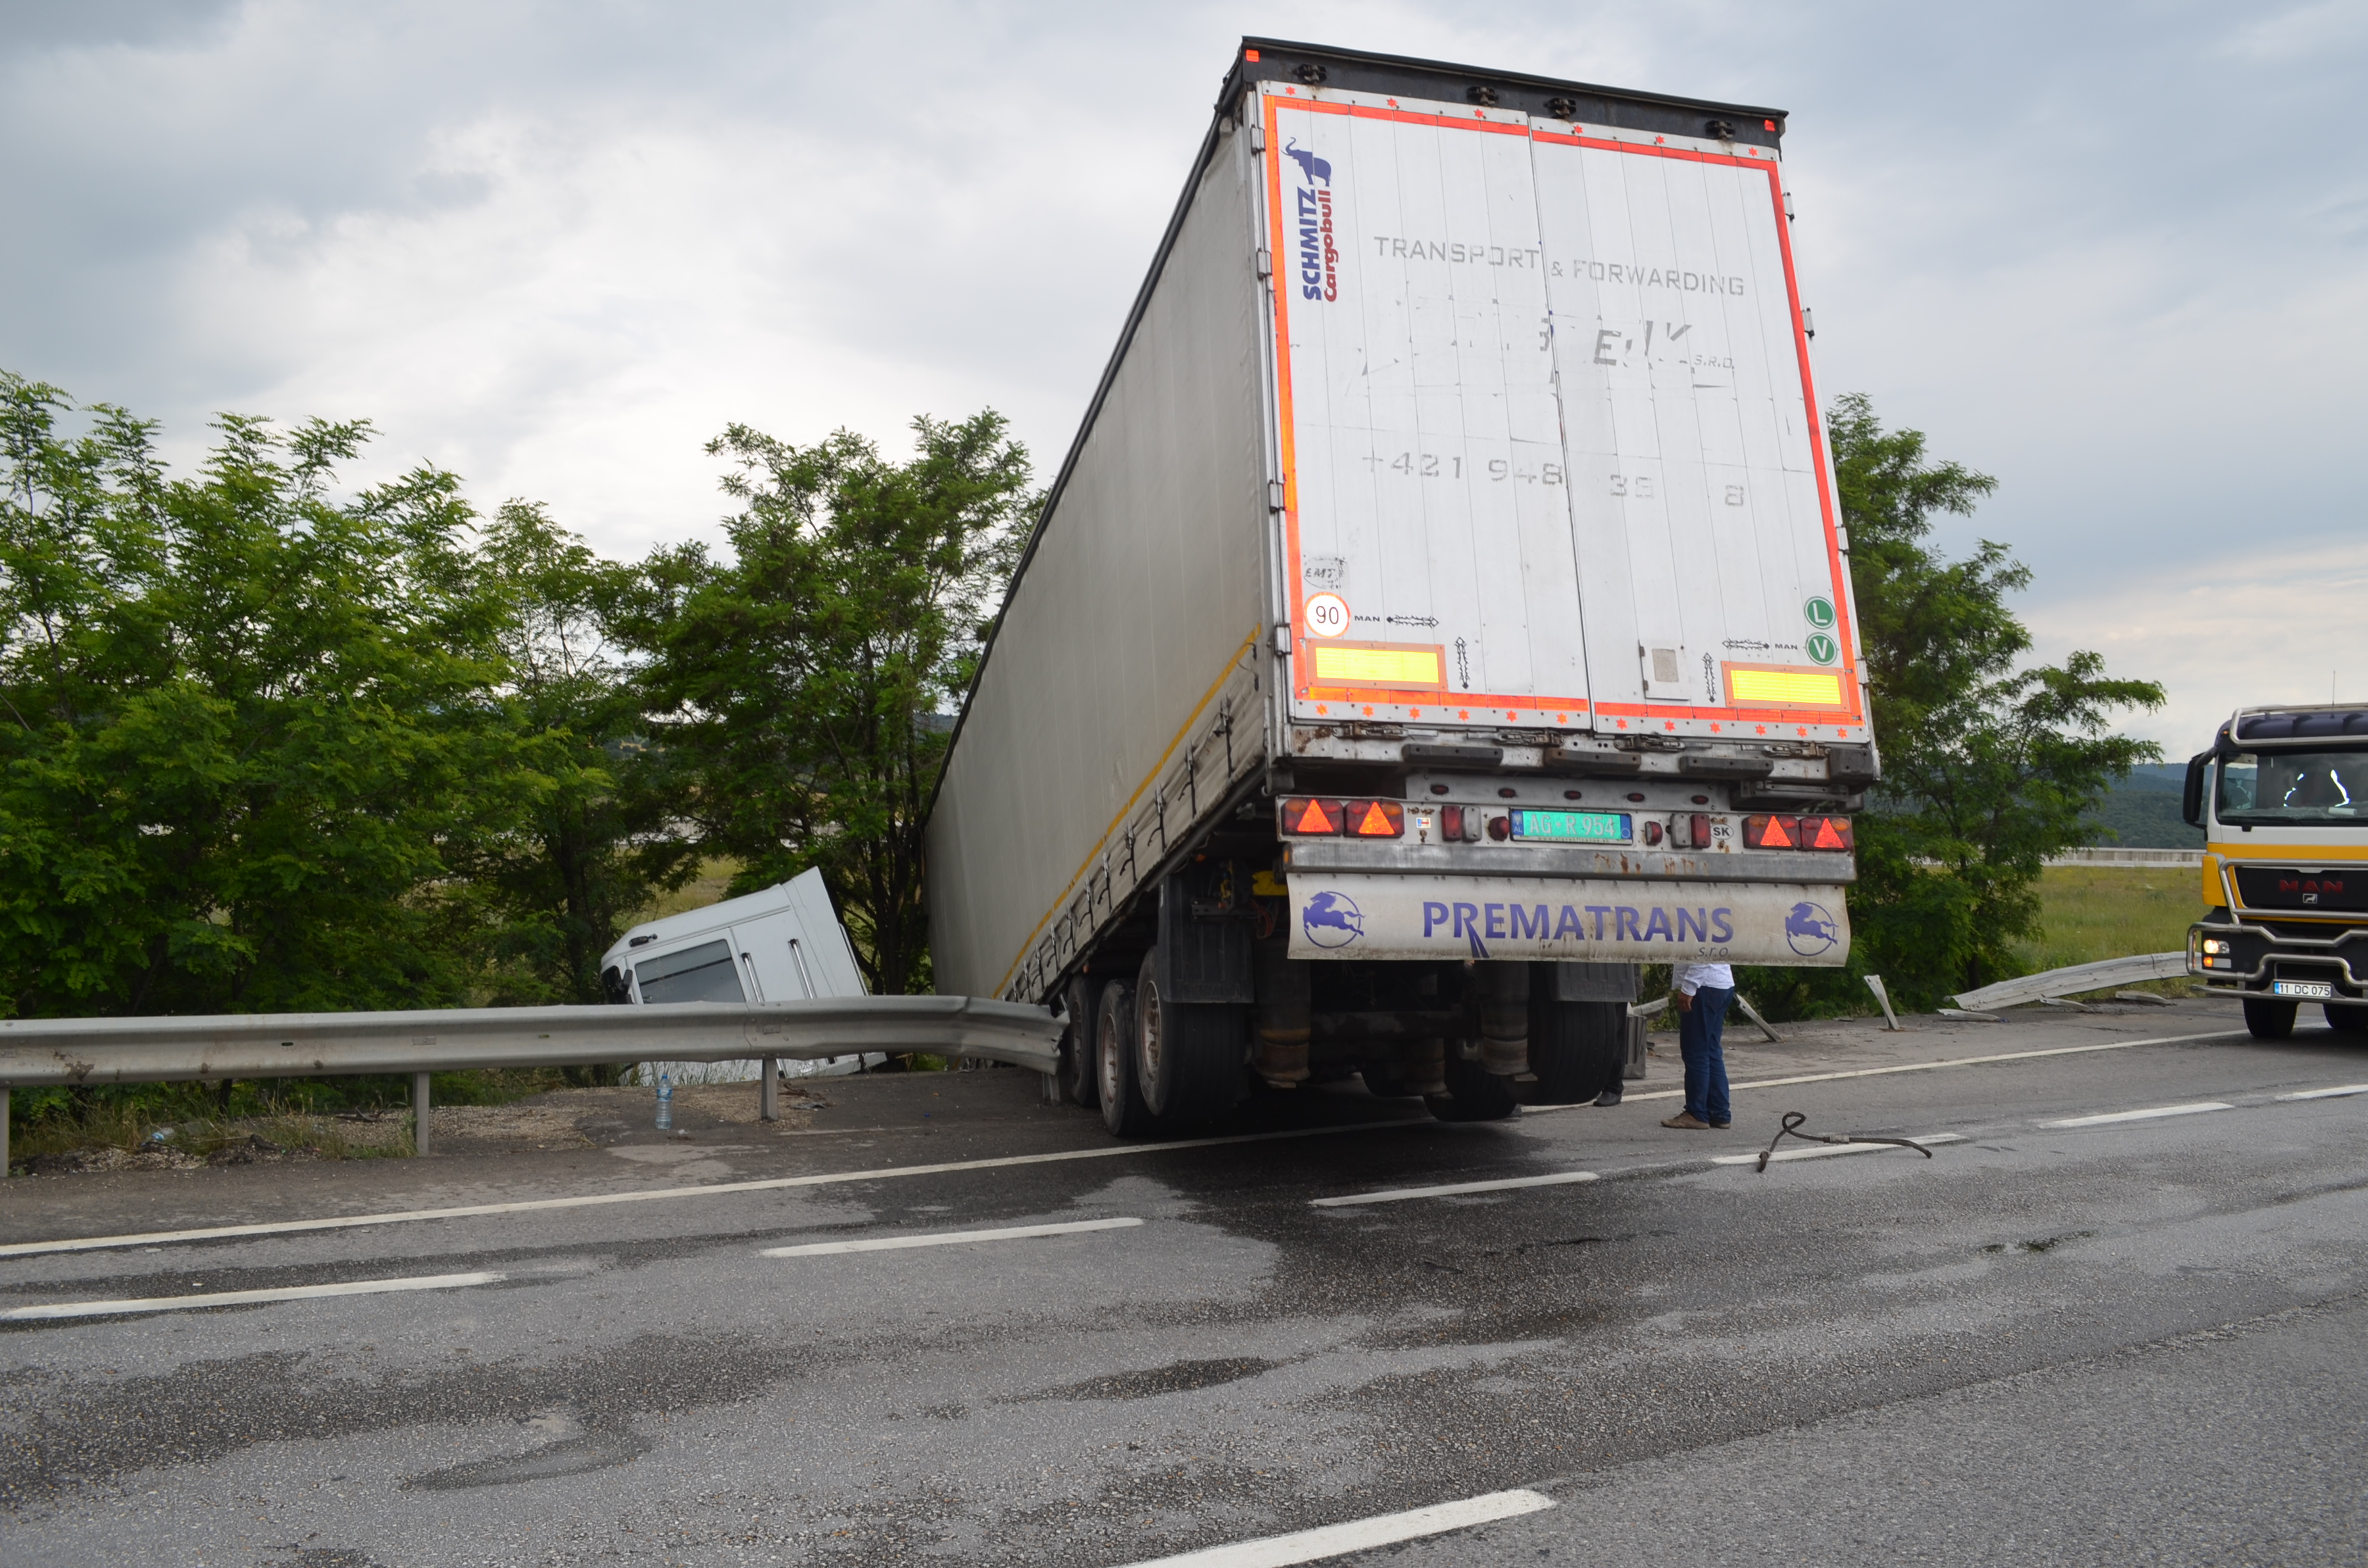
[1804,596,1836,630]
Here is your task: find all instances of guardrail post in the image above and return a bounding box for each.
[412,1072,432,1156]
[1,1086,10,1177]
[1864,975,1903,1031]
[759,1058,778,1121]
[1734,993,1783,1043]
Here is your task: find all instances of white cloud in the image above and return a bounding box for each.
[2025,541,2368,751]
[0,0,2361,730]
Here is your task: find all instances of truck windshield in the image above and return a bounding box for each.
[2217,750,2368,826]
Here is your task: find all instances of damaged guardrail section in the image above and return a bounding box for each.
[0,996,1064,1169]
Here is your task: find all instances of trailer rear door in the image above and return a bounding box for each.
[1531,124,1862,740]
[1262,86,1589,729]
[1258,83,1867,744]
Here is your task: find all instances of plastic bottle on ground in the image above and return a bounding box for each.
[655,1073,673,1131]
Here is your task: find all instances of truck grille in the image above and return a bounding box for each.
[2234,866,2368,912]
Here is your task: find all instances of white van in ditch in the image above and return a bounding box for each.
[600,868,882,1081]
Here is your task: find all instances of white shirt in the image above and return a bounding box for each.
[1675,962,1734,995]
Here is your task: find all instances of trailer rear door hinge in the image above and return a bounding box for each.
[1272,622,1292,655]
[1249,124,1266,153]
[1268,480,1286,512]
[1256,247,1272,279]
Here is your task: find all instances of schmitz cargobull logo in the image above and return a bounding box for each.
[1284,138,1338,302]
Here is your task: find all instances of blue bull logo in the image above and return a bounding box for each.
[1283,139,1331,186]
[1786,901,1840,957]
[1301,890,1363,949]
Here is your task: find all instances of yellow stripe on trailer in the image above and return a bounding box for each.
[1726,667,1846,707]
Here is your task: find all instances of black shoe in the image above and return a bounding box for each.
[1593,1088,1624,1107]
[1709,1119,1732,1129]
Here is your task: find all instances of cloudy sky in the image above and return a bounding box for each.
[3,1,2362,747]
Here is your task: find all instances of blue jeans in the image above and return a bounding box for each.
[1680,986,1734,1125]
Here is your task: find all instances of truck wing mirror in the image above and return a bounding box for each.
[2182,751,2212,828]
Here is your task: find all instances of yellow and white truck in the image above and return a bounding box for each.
[2186,705,2368,1038]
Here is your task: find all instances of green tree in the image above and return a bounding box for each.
[1754,394,2165,1015]
[611,412,1032,995]
[0,373,545,1017]
[456,500,699,1012]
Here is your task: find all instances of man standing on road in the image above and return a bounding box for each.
[1661,961,1734,1131]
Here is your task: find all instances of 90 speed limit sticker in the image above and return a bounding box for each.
[1303,593,1351,638]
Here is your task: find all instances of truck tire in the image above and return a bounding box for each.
[1426,1048,1520,1122]
[2244,997,2298,1040]
[1133,949,1243,1127]
[1096,980,1155,1135]
[1059,974,1101,1107]
[2325,1002,2368,1034]
[1529,993,1625,1106]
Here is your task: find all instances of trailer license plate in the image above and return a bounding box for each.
[1509,809,1631,844]
[2273,980,2335,999]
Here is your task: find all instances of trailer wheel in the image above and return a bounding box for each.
[1425,1048,1520,1122]
[2324,1002,2368,1034]
[1096,980,1155,1135]
[1059,974,1101,1107]
[1133,951,1244,1127]
[1528,994,1625,1106]
[2244,997,2299,1040]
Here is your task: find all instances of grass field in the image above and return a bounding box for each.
[2017,865,2204,974]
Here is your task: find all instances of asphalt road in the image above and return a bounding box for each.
[4,1000,2366,1567]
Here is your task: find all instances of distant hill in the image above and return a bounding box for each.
[2082,763,2204,849]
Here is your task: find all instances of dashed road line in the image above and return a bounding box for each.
[2,1270,504,1323]
[0,1026,2262,1262]
[2042,1102,2233,1128]
[1110,1487,1556,1567]
[759,1217,1140,1257]
[2277,1084,2368,1102]
[1310,1171,1599,1208]
[1524,1027,2248,1112]
[0,1118,1432,1259]
[1711,1132,1967,1165]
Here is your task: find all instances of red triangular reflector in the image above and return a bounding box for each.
[1761,815,1796,847]
[1289,799,1337,835]
[1356,801,1394,837]
[1811,817,1848,850]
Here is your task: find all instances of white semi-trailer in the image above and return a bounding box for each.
[927,39,1874,1133]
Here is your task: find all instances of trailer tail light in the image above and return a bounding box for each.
[1743,814,1799,849]
[1802,815,1854,851]
[1281,798,1343,835]
[1440,804,1484,842]
[1690,813,1712,847]
[1345,799,1405,838]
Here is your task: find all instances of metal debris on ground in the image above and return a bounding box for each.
[1755,1110,1937,1173]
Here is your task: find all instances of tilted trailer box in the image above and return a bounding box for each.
[926,38,1875,1134]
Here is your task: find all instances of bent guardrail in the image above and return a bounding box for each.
[0,996,1062,1170]
[1949,952,2187,1013]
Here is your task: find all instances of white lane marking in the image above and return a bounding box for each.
[1524,1027,2248,1110]
[1710,1132,1966,1166]
[0,1026,2257,1261]
[2277,1084,2368,1101]
[761,1217,1140,1257]
[0,1117,1433,1259]
[1310,1171,1599,1207]
[1111,1487,1556,1568]
[1,1270,503,1322]
[2042,1102,2233,1127]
